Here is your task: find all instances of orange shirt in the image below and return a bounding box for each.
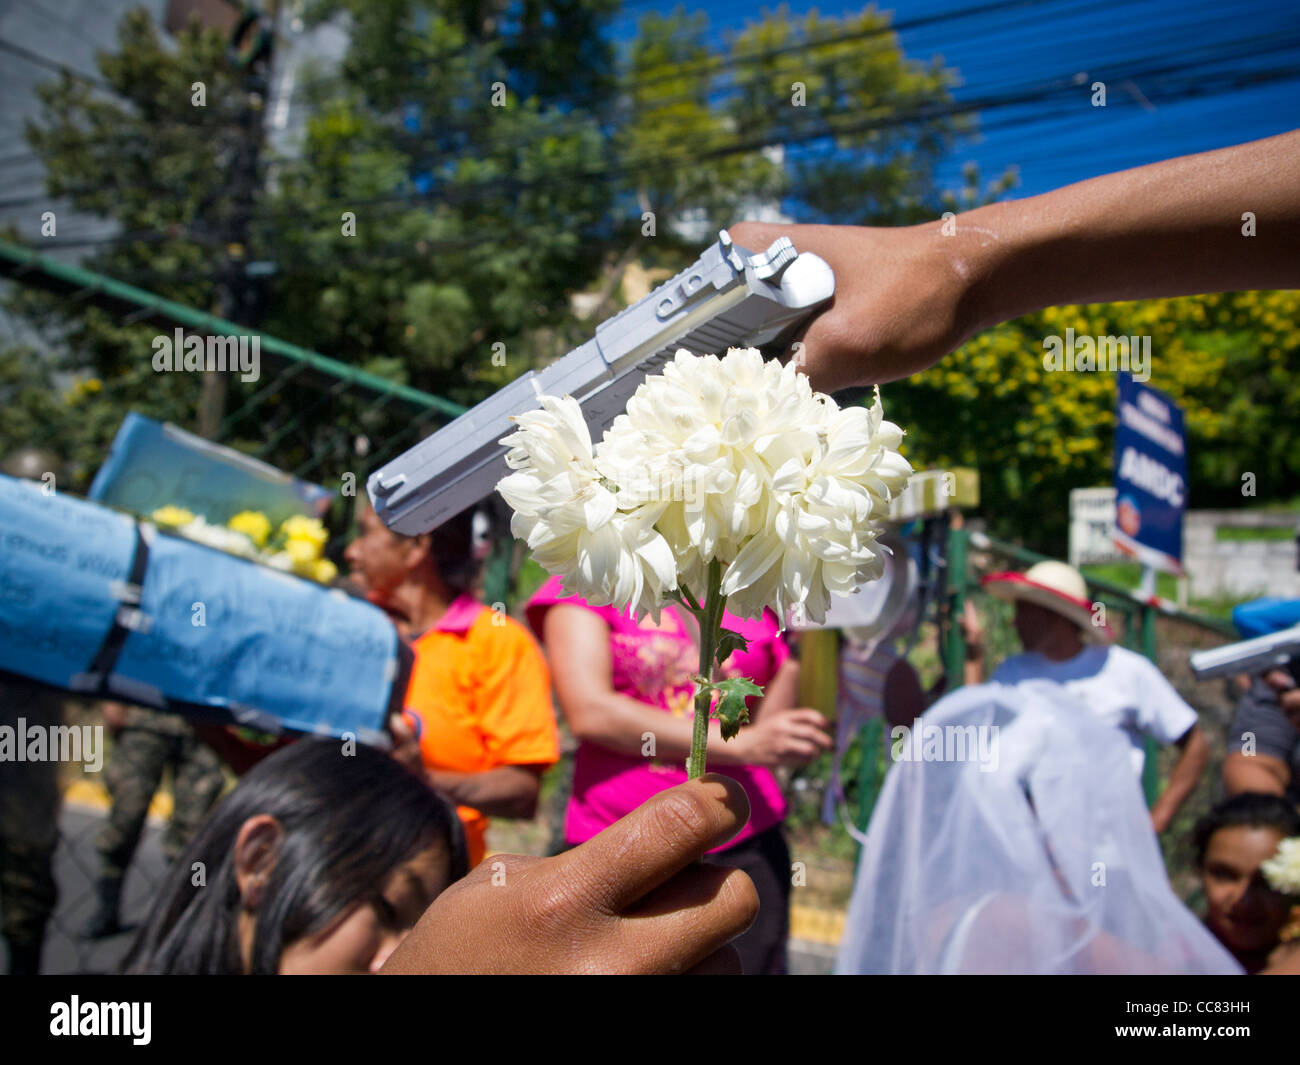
[405,596,558,867]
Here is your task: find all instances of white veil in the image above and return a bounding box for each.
[835,680,1242,975]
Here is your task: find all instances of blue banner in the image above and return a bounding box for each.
[1112,372,1187,575]
[0,476,404,744]
[0,475,137,690]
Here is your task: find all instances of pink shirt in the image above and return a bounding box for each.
[526,575,790,851]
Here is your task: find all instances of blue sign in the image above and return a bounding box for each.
[1112,373,1187,574]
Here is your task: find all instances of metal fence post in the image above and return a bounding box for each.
[857,717,884,832]
[945,524,969,690]
[482,534,513,611]
[1140,601,1160,805]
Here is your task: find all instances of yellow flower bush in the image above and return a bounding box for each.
[284,538,319,569]
[280,515,329,551]
[228,510,272,547]
[889,289,1300,553]
[151,505,196,528]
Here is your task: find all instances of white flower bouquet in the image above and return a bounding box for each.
[1262,837,1300,896]
[1262,836,1300,948]
[497,347,912,777]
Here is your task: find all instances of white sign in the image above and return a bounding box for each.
[1069,487,1126,566]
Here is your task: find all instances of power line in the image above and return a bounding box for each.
[8,37,1289,228]
[6,3,1295,253]
[242,34,1300,221]
[0,0,1277,169]
[282,0,1055,109]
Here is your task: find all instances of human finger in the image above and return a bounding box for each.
[614,863,759,974]
[561,774,751,915]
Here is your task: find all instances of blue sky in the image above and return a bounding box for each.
[607,0,1300,201]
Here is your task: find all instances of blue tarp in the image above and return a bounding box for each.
[0,474,137,690]
[1233,598,1300,639]
[0,475,405,744]
[88,412,331,527]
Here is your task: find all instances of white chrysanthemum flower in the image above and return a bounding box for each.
[597,349,826,598]
[497,394,678,617]
[721,386,913,622]
[1262,838,1300,896]
[496,348,912,623]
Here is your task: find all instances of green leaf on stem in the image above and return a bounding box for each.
[712,677,763,740]
[715,627,750,667]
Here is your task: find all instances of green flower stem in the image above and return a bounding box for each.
[686,558,724,780]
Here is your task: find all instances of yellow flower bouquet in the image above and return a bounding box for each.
[148,507,338,585]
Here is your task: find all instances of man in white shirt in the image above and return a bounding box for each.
[965,560,1208,835]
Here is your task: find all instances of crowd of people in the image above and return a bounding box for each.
[1,128,1297,975]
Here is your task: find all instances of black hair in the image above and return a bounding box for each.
[123,738,468,974]
[1192,792,1300,868]
[426,506,480,598]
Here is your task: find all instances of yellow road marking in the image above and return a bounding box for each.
[62,778,174,820]
[789,904,845,946]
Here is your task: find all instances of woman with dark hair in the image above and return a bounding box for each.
[1193,792,1300,974]
[123,738,468,974]
[345,503,558,868]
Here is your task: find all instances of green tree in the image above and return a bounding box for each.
[620,4,1004,236]
[7,1,1007,487]
[264,0,620,407]
[887,290,1300,556]
[6,2,624,478]
[6,12,250,482]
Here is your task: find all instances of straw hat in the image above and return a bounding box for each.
[981,560,1114,642]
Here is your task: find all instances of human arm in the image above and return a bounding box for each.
[1222,751,1290,797]
[883,658,925,731]
[1221,680,1296,796]
[424,615,559,819]
[542,603,831,768]
[729,129,1300,391]
[381,774,759,974]
[1264,669,1300,730]
[958,599,986,686]
[1149,723,1208,835]
[425,764,547,820]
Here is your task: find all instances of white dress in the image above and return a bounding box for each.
[836,680,1241,975]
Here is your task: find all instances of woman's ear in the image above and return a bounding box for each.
[402,532,434,576]
[233,814,283,911]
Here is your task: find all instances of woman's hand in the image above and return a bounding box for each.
[380,775,759,974]
[386,710,424,773]
[733,705,833,769]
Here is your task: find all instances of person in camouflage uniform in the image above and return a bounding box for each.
[0,676,63,975]
[84,704,225,939]
[1,449,67,973]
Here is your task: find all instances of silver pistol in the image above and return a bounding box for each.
[367,229,835,535]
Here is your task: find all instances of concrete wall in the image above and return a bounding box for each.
[1184,509,1300,599]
